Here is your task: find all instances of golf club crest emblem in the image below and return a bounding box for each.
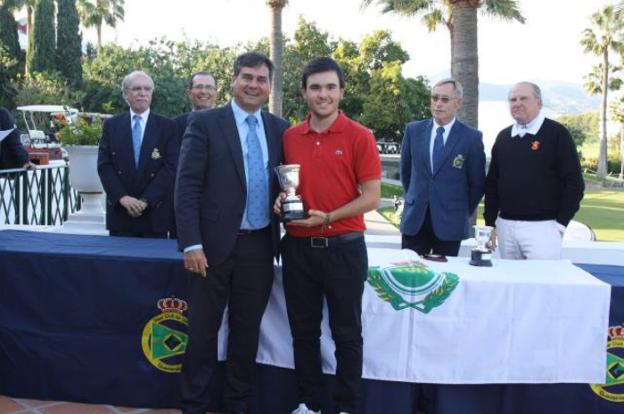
[590,323,624,403]
[368,260,459,313]
[141,296,189,373]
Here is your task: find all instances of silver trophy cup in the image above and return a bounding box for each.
[470,225,493,267]
[275,164,307,222]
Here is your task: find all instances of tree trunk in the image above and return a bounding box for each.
[450,1,478,129]
[96,23,102,48]
[268,3,284,117]
[27,6,33,35]
[619,124,624,180]
[597,49,609,179]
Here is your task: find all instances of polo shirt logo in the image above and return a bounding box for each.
[335,150,343,155]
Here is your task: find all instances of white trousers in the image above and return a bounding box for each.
[495,217,563,260]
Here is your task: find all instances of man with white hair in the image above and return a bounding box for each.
[400,78,486,257]
[484,81,584,259]
[98,70,178,237]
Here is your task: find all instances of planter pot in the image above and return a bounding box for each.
[61,145,106,235]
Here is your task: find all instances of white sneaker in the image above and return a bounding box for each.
[291,402,321,414]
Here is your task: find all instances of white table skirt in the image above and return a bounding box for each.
[246,248,611,384]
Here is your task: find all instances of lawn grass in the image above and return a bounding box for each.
[379,183,624,241]
[381,182,403,198]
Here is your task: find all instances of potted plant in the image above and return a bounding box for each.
[58,115,106,234]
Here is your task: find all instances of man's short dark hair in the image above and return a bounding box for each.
[301,57,345,89]
[233,52,274,79]
[187,71,217,90]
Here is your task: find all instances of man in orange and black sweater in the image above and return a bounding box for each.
[484,82,584,260]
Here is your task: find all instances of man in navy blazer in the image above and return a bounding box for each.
[173,71,218,140]
[175,52,288,414]
[400,78,485,256]
[97,70,178,237]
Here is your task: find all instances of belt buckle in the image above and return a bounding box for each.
[310,236,328,248]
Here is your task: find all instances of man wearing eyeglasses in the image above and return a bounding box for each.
[97,70,178,238]
[174,72,218,139]
[400,78,486,257]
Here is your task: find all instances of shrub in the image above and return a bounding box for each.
[58,115,102,146]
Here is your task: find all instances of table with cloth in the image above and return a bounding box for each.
[0,229,621,414]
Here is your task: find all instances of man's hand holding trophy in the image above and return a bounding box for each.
[274,164,307,222]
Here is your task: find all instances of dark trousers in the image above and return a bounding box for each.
[180,228,274,414]
[282,234,368,414]
[401,208,461,257]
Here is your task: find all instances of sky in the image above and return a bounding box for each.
[88,0,614,86]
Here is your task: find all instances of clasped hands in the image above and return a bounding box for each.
[119,195,147,218]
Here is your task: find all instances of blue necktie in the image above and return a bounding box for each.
[244,115,268,228]
[432,126,445,172]
[132,115,142,167]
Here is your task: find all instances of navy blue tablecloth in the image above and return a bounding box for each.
[0,230,622,413]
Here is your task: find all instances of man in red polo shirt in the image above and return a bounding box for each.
[273,57,381,414]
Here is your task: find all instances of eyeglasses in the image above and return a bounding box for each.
[192,84,216,91]
[430,95,456,103]
[128,86,153,93]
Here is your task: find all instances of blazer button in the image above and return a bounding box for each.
[150,173,155,177]
[118,170,122,175]
[111,151,116,156]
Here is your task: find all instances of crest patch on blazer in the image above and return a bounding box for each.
[452,154,465,169]
[151,148,162,160]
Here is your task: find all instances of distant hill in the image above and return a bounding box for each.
[480,82,600,115]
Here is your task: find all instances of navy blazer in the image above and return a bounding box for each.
[97,111,178,234]
[0,107,28,169]
[172,111,190,145]
[400,118,486,241]
[175,103,288,266]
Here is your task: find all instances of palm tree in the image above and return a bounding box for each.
[266,0,288,117]
[610,96,624,179]
[77,0,125,48]
[361,0,524,129]
[583,63,622,96]
[580,4,624,179]
[3,0,35,40]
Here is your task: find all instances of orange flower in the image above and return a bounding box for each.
[531,140,540,150]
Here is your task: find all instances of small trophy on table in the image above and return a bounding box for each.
[470,225,493,267]
[275,164,307,222]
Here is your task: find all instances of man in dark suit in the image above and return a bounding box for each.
[400,78,486,257]
[0,107,36,170]
[173,71,218,139]
[175,52,288,414]
[97,70,178,238]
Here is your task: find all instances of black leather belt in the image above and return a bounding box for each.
[292,231,364,248]
[238,226,269,235]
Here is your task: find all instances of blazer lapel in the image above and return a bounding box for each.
[262,111,279,171]
[138,113,158,171]
[421,120,434,176]
[221,104,246,188]
[119,113,135,172]
[432,121,462,176]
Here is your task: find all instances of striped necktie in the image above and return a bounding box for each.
[132,115,142,167]
[432,126,445,172]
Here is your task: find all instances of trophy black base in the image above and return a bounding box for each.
[281,210,308,223]
[469,249,493,267]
